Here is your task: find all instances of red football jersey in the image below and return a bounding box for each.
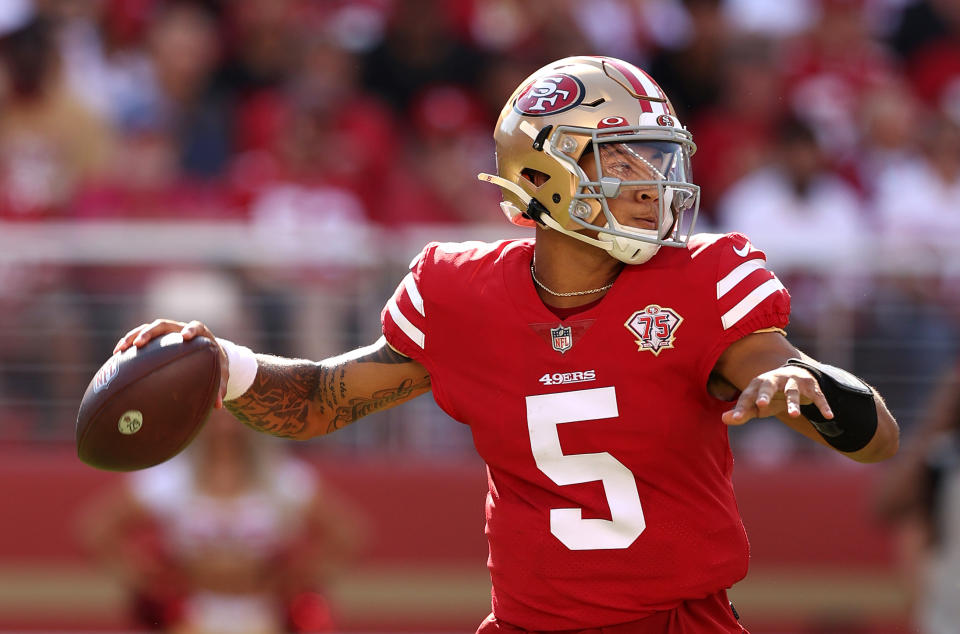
[381,233,790,630]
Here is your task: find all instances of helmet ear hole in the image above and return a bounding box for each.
[521,168,551,188]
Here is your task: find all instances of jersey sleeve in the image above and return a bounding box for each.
[381,243,434,365]
[382,241,503,424]
[712,232,791,339]
[692,232,792,382]
[381,240,501,363]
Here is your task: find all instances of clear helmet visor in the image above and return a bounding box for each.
[592,140,696,221]
[570,138,700,264]
[598,140,686,182]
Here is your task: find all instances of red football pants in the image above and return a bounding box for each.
[475,590,747,634]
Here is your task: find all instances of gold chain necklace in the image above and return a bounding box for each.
[530,262,615,297]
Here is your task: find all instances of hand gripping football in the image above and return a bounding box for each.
[76,333,221,471]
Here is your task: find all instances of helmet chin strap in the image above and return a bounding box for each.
[596,219,663,265]
[479,172,538,225]
[478,172,526,199]
[539,213,659,265]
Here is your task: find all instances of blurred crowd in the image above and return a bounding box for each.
[2,0,960,448]
[0,0,953,230]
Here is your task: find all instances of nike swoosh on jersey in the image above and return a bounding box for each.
[733,244,750,257]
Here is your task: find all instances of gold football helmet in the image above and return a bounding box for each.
[479,56,699,264]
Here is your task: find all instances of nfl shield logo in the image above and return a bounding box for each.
[550,325,573,354]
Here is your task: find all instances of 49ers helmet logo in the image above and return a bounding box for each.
[656,114,676,127]
[514,74,585,116]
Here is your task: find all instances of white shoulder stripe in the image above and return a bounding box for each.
[717,259,767,299]
[387,296,425,349]
[721,278,786,330]
[402,272,425,316]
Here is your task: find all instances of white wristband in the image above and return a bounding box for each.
[217,338,258,401]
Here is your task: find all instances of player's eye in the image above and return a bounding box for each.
[606,162,634,177]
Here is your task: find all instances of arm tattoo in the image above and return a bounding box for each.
[326,373,431,434]
[224,343,430,439]
[225,356,321,439]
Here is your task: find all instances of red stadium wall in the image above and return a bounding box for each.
[0,446,910,633]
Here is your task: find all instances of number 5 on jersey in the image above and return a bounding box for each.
[526,387,646,550]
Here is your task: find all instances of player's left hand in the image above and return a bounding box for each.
[722,364,833,426]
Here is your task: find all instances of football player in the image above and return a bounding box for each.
[116,56,899,633]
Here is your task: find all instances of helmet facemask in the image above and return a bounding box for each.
[545,123,700,264]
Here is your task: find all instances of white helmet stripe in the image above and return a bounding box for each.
[627,67,667,115]
[603,58,668,115]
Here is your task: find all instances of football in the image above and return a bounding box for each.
[76,333,221,471]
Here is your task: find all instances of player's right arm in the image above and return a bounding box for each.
[114,319,431,440]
